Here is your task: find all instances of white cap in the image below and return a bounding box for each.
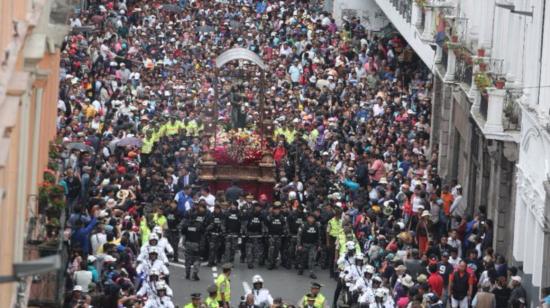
[346,241,356,250]
[288,191,297,200]
[149,233,159,241]
[355,253,364,260]
[511,276,522,283]
[365,265,375,274]
[73,285,83,292]
[252,274,264,284]
[87,255,97,263]
[104,255,117,263]
[153,226,163,234]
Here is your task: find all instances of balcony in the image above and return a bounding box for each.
[375,0,435,69]
[471,87,521,143]
[455,55,473,88]
[390,0,413,23]
[480,92,488,120]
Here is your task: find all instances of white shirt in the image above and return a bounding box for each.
[91,232,107,255]
[247,288,273,308]
[73,270,92,292]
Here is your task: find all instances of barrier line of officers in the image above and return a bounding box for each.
[137,192,398,308]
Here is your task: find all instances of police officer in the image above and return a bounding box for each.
[283,203,305,269]
[244,202,266,269]
[184,293,202,308]
[205,285,219,308]
[266,202,288,270]
[181,204,207,280]
[224,201,242,263]
[165,201,182,262]
[297,213,321,279]
[300,282,326,308]
[215,263,232,308]
[206,203,225,266]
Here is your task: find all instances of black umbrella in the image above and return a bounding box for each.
[115,136,143,148]
[65,142,95,153]
[162,4,183,12]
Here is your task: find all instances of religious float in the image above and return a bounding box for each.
[198,48,276,198]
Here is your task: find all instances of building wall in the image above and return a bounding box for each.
[333,0,390,31]
[0,0,68,306]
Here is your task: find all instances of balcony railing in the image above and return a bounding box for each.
[455,55,473,86]
[390,0,413,23]
[480,92,489,120]
[441,47,449,71]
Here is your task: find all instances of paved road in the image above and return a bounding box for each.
[168,258,337,307]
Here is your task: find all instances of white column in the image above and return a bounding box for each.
[477,0,493,50]
[435,44,443,64]
[485,88,505,133]
[421,5,434,41]
[513,181,525,260]
[468,64,480,100]
[444,49,456,81]
[412,1,423,28]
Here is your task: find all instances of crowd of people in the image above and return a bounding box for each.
[57,0,532,307]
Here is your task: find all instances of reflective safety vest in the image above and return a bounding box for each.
[205,296,218,308]
[215,274,231,302]
[142,137,154,154]
[327,218,343,238]
[301,293,326,308]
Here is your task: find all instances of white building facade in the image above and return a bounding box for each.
[336,0,550,303]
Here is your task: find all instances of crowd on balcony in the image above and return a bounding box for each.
[55,0,529,308]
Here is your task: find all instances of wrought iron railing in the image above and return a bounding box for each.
[441,47,449,71]
[455,55,473,86]
[480,92,489,120]
[390,0,413,23]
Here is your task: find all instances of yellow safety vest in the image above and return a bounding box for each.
[184,303,198,308]
[215,274,231,303]
[327,218,343,238]
[301,293,326,308]
[142,138,154,154]
[205,296,218,308]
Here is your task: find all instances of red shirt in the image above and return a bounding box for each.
[428,272,444,297]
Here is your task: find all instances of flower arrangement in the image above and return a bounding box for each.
[213,129,263,164]
[474,72,492,90]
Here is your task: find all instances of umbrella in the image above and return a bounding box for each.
[161,4,183,12]
[65,142,95,153]
[116,136,143,148]
[197,25,215,33]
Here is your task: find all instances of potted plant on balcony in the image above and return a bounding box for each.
[479,62,488,72]
[495,78,506,89]
[477,48,486,57]
[474,72,491,91]
[415,0,428,8]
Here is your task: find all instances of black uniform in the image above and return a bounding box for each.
[283,209,305,268]
[166,207,182,262]
[297,221,321,276]
[181,210,208,279]
[206,210,225,266]
[244,209,266,268]
[266,212,288,269]
[223,208,242,263]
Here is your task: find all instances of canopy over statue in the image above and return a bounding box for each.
[199,48,275,197]
[215,47,268,70]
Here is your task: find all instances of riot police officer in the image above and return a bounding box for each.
[244,202,266,269]
[206,203,225,266]
[165,200,182,262]
[283,202,305,269]
[181,203,208,280]
[223,201,242,263]
[297,213,321,279]
[266,202,288,270]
